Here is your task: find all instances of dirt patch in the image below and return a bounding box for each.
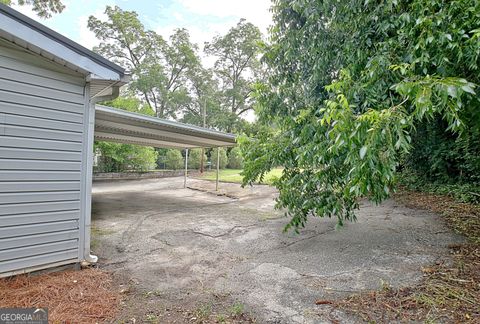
[330,190,480,323]
[113,284,257,324]
[0,268,120,323]
[396,189,480,244]
[333,244,479,323]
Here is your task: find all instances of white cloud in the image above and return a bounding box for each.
[155,0,272,68]
[178,0,273,33]
[75,1,116,50]
[76,8,107,50]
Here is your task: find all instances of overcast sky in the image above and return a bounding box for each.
[13,0,273,53]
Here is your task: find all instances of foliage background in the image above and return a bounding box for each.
[241,0,480,230]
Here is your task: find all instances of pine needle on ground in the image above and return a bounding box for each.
[0,268,120,323]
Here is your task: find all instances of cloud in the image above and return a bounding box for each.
[75,0,117,50]
[178,0,273,33]
[154,0,273,67]
[76,8,107,50]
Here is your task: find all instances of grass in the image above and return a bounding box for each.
[229,302,245,317]
[196,168,283,185]
[194,303,213,321]
[90,225,116,249]
[398,170,480,204]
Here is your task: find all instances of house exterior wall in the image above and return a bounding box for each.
[0,41,90,276]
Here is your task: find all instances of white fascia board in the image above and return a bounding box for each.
[96,105,237,142]
[0,15,122,81]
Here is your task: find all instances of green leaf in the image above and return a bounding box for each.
[359,146,368,160]
[461,85,476,95]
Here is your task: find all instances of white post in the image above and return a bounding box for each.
[184,148,189,189]
[216,147,220,191]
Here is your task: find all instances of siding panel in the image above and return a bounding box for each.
[0,159,81,171]
[0,171,81,181]
[0,230,79,250]
[4,114,83,132]
[0,220,78,239]
[0,210,79,227]
[0,181,81,193]
[0,201,80,216]
[0,45,86,275]
[0,90,84,115]
[0,101,83,124]
[1,136,82,152]
[0,191,80,204]
[0,240,79,261]
[0,78,84,104]
[0,147,82,161]
[0,250,78,274]
[0,66,84,95]
[4,124,83,142]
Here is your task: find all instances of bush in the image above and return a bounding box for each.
[188,148,207,169]
[228,147,244,169]
[211,148,228,169]
[94,142,158,172]
[398,169,480,204]
[165,149,184,170]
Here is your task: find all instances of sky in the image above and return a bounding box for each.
[13,0,273,57]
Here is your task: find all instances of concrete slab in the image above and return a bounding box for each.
[91,177,463,323]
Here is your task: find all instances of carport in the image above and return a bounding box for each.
[0,3,235,277]
[94,104,236,190]
[90,105,236,266]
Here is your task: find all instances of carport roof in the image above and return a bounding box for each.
[94,105,237,148]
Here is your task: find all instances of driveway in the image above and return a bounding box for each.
[91,177,462,323]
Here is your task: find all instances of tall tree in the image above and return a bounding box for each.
[1,0,64,18]
[180,67,229,129]
[241,0,480,231]
[205,19,262,130]
[88,6,202,119]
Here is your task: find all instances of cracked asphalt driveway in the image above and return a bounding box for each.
[91,177,463,323]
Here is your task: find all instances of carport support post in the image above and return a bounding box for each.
[184,148,189,189]
[215,147,220,191]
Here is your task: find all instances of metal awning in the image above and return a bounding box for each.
[94,105,237,148]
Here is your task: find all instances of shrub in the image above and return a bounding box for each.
[228,147,244,169]
[165,149,184,170]
[188,149,208,169]
[94,142,158,172]
[211,148,228,169]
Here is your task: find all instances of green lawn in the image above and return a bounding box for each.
[196,168,283,185]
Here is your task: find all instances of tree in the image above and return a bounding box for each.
[179,66,225,129]
[211,148,228,169]
[102,96,155,116]
[1,0,64,18]
[241,0,480,231]
[188,149,208,169]
[165,149,184,170]
[88,6,202,119]
[94,142,157,172]
[228,147,244,169]
[205,19,263,131]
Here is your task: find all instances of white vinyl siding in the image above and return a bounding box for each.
[0,43,86,276]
